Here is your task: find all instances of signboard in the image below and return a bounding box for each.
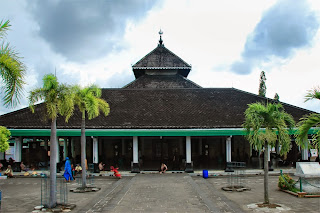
[310,149,318,157]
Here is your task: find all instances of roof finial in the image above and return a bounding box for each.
[158,29,164,46]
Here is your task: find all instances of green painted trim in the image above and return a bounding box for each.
[8,128,317,137]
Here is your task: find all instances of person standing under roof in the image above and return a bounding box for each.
[63,157,73,182]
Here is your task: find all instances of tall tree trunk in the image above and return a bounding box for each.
[264,141,269,204]
[81,112,87,188]
[49,117,57,208]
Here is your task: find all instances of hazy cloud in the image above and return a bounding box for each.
[30,0,160,62]
[231,0,319,74]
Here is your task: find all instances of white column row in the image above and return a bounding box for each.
[13,135,308,168]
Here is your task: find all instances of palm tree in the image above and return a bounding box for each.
[258,71,266,97]
[243,102,295,204]
[29,74,74,208]
[0,20,26,108]
[296,87,320,150]
[74,85,110,188]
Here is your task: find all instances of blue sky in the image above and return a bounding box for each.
[1,0,320,114]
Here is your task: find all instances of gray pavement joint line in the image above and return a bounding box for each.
[185,175,221,213]
[116,175,136,205]
[80,178,128,213]
[102,175,137,211]
[200,178,245,213]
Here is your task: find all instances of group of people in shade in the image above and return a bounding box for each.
[63,157,83,182]
[63,159,122,182]
[0,157,16,178]
[2,157,167,180]
[99,161,121,179]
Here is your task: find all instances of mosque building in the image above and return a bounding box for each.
[0,32,312,172]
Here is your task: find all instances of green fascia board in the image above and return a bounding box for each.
[9,128,244,137]
[8,128,317,137]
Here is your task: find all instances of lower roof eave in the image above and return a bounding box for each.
[9,128,246,137]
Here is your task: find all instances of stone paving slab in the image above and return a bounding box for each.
[198,175,320,213]
[0,173,319,212]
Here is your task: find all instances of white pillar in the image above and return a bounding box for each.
[63,138,67,160]
[56,138,60,163]
[133,136,138,164]
[186,136,191,163]
[93,137,98,163]
[268,145,271,161]
[14,137,22,162]
[302,141,309,160]
[71,138,75,158]
[226,136,232,162]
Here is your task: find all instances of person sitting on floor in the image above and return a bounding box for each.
[4,165,13,178]
[75,164,82,175]
[99,162,105,171]
[110,166,121,179]
[160,163,167,174]
[20,161,27,171]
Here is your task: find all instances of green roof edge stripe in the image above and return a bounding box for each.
[8,128,316,137]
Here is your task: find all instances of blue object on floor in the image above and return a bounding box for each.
[203,170,208,178]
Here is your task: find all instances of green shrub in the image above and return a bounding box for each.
[278,174,296,191]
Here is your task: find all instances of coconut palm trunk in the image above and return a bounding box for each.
[264,141,269,204]
[49,117,57,208]
[81,111,87,188]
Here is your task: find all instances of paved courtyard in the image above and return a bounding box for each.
[0,173,319,212]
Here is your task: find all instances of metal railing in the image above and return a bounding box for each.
[226,162,246,188]
[41,175,68,207]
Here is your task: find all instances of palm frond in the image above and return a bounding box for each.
[74,85,110,120]
[58,84,75,122]
[0,42,26,107]
[312,129,320,149]
[0,20,10,39]
[295,113,320,147]
[28,88,45,113]
[85,93,99,120]
[98,98,110,116]
[305,87,320,102]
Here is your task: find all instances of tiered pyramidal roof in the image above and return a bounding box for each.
[125,31,199,89]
